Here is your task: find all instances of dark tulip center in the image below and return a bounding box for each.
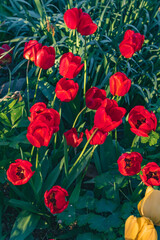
[50,193,56,206]
[124,158,131,168]
[135,118,146,128]
[147,171,159,180]
[16,166,25,179]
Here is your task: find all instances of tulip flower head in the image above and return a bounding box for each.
[55,78,79,102]
[28,102,47,122]
[59,52,84,79]
[23,40,42,62]
[140,162,160,186]
[138,186,160,226]
[64,8,97,36]
[44,186,69,214]
[85,127,108,145]
[0,44,12,65]
[34,45,56,70]
[125,215,157,240]
[85,87,106,110]
[64,128,83,147]
[119,30,145,58]
[109,72,131,96]
[128,106,157,137]
[7,159,35,185]
[27,105,60,148]
[117,152,143,176]
[94,98,126,132]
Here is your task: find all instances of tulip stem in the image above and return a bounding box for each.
[69,128,98,174]
[26,60,30,115]
[124,58,129,73]
[51,94,56,108]
[114,55,122,73]
[83,36,87,96]
[33,68,42,104]
[6,65,12,95]
[72,106,86,128]
[35,148,39,169]
[131,135,139,151]
[76,31,79,54]
[115,128,118,157]
[29,146,35,162]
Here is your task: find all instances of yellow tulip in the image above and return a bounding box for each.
[138,186,160,226]
[125,215,157,240]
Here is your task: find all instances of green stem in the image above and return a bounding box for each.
[6,65,12,94]
[124,58,129,73]
[83,36,87,96]
[76,31,79,54]
[29,146,35,162]
[54,133,57,150]
[35,148,39,169]
[72,29,75,53]
[131,135,139,151]
[114,55,122,73]
[51,94,56,108]
[26,60,30,115]
[72,106,86,128]
[115,128,118,157]
[69,128,98,174]
[33,68,42,104]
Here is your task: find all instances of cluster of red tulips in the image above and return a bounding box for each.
[2,7,159,218]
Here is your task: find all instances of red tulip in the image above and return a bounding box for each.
[128,106,157,137]
[26,120,54,148]
[44,186,69,214]
[119,30,145,58]
[117,152,143,176]
[7,159,35,185]
[0,44,12,65]
[23,40,42,62]
[27,108,60,148]
[94,98,126,132]
[109,72,131,96]
[28,102,47,122]
[64,128,83,147]
[64,8,97,36]
[85,127,108,145]
[59,52,84,79]
[85,87,106,110]
[34,108,60,132]
[34,46,55,70]
[55,78,79,102]
[140,162,160,186]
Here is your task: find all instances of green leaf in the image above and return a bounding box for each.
[95,199,117,213]
[0,113,11,127]
[141,131,159,146]
[10,101,24,125]
[76,233,101,240]
[57,205,76,225]
[33,170,43,194]
[65,146,94,188]
[42,157,64,193]
[99,135,117,171]
[10,210,40,240]
[75,192,96,210]
[0,169,6,184]
[8,199,40,215]
[38,80,55,101]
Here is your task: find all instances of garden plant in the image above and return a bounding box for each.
[0,0,160,239]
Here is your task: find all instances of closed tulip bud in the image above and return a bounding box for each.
[138,186,160,226]
[125,215,157,240]
[109,72,131,97]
